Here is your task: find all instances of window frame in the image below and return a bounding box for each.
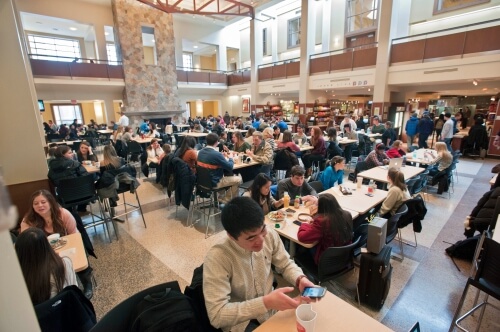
[263,28,268,56]
[345,0,379,35]
[27,33,82,62]
[106,43,119,65]
[182,52,193,70]
[287,17,301,49]
[51,103,83,126]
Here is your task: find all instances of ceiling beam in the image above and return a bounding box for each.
[137,0,254,19]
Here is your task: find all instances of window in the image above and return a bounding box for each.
[52,104,83,126]
[263,28,268,56]
[346,0,378,34]
[141,26,157,65]
[106,43,119,65]
[183,53,193,70]
[28,34,81,62]
[287,18,301,48]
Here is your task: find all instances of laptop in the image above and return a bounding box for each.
[388,158,403,170]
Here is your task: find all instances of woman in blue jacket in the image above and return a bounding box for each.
[319,156,345,190]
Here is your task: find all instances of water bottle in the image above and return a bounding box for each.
[412,150,417,160]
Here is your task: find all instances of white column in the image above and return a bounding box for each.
[217,44,228,71]
[298,0,316,104]
[271,15,278,62]
[373,0,393,105]
[330,0,346,50]
[321,0,332,52]
[0,1,48,330]
[250,18,263,106]
[94,23,108,61]
[174,35,183,68]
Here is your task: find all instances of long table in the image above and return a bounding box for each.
[321,185,387,214]
[255,290,393,332]
[405,148,438,165]
[265,206,359,257]
[358,165,424,184]
[55,233,88,272]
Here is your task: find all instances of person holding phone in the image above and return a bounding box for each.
[297,193,353,264]
[243,173,284,214]
[203,197,315,332]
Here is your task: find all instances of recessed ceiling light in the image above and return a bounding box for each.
[69,27,77,31]
[193,45,198,49]
[104,32,109,36]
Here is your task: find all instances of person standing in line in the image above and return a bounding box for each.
[434,113,445,140]
[405,112,419,151]
[417,111,434,149]
[440,112,454,152]
[463,106,472,129]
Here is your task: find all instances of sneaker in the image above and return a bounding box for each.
[113,217,125,223]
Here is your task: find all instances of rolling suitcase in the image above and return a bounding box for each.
[357,245,392,309]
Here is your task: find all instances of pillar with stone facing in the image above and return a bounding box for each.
[111,0,182,125]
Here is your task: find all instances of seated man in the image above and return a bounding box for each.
[203,197,315,331]
[197,133,242,203]
[292,124,308,145]
[246,131,274,177]
[277,165,318,206]
[364,143,389,169]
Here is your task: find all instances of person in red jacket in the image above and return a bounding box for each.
[297,193,353,264]
[386,140,407,158]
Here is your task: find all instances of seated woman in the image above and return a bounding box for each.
[325,127,343,159]
[175,136,197,174]
[244,127,256,145]
[48,145,88,187]
[76,141,98,163]
[113,125,124,143]
[121,126,135,145]
[146,122,161,138]
[15,227,78,305]
[378,167,411,218]
[99,145,126,175]
[243,173,284,215]
[297,193,353,264]
[273,126,281,141]
[263,127,276,150]
[142,138,163,178]
[19,190,94,299]
[302,126,326,175]
[464,175,500,237]
[386,140,406,158]
[277,130,300,152]
[319,156,345,190]
[428,142,453,176]
[231,131,251,153]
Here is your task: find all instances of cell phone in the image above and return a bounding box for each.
[301,287,327,298]
[285,208,295,213]
[293,220,302,226]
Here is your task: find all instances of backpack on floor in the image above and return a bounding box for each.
[445,235,479,261]
[130,288,199,332]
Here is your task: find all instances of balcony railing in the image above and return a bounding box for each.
[227,68,251,85]
[390,19,500,64]
[257,59,300,82]
[309,43,378,75]
[29,55,124,80]
[176,66,227,85]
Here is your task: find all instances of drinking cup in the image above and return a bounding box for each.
[296,304,317,332]
[357,177,362,189]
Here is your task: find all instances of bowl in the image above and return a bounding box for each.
[47,233,60,245]
[83,160,92,166]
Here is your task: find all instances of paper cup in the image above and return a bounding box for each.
[357,177,362,189]
[95,162,100,168]
[47,233,60,245]
[296,304,317,332]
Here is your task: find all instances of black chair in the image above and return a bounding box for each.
[412,170,429,202]
[191,166,232,238]
[89,281,181,332]
[36,285,96,332]
[354,161,370,185]
[126,141,143,176]
[385,204,408,261]
[409,322,420,332]
[174,133,184,150]
[57,174,112,241]
[397,195,426,250]
[448,238,500,332]
[353,223,369,257]
[309,181,324,194]
[47,133,62,142]
[405,178,418,196]
[294,237,360,285]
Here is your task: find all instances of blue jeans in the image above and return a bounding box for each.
[443,138,452,152]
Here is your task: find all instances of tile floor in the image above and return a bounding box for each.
[83,154,500,331]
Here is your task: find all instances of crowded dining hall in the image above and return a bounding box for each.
[2,0,500,331]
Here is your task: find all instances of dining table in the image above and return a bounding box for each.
[55,233,89,272]
[82,162,100,174]
[254,290,393,332]
[321,185,388,214]
[265,205,359,258]
[405,148,439,165]
[358,165,424,184]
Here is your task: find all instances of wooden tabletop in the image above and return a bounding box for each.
[225,129,248,133]
[55,233,88,272]
[358,165,424,183]
[97,129,113,134]
[133,137,161,144]
[255,291,393,332]
[44,140,80,147]
[178,132,209,137]
[321,185,387,214]
[83,163,100,174]
[176,124,190,128]
[233,159,261,170]
[338,138,358,145]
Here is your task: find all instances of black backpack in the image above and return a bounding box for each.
[445,235,480,261]
[130,288,199,332]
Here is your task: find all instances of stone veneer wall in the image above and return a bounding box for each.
[112,0,180,123]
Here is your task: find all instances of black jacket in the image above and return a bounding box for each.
[397,195,427,232]
[466,124,489,151]
[48,157,88,186]
[172,157,196,209]
[469,187,500,233]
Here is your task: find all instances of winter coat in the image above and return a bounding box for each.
[48,157,88,186]
[466,125,489,151]
[172,157,195,209]
[418,117,434,136]
[405,117,419,136]
[469,187,500,233]
[397,195,427,232]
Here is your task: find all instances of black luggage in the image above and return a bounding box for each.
[357,245,392,309]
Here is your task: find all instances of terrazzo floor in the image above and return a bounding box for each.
[83,155,500,331]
